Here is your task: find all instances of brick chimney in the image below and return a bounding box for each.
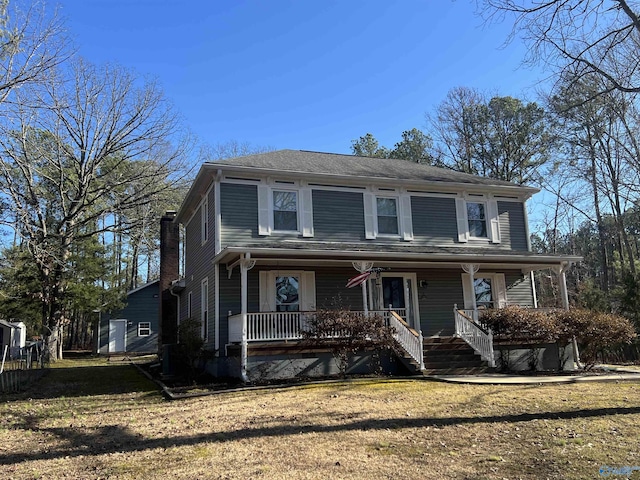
[159,211,179,355]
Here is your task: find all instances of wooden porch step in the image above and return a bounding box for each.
[418,336,490,375]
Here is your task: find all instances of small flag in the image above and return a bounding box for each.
[346,271,372,288]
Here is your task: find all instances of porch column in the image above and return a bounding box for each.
[461,264,479,320]
[352,261,374,314]
[240,253,256,382]
[552,263,570,310]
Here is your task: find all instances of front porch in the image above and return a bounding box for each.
[216,247,579,380]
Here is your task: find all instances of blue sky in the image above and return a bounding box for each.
[60,0,547,155]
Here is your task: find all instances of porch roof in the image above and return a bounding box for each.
[215,242,581,270]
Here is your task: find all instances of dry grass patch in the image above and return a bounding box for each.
[1,357,640,479]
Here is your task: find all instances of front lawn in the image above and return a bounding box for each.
[1,356,639,479]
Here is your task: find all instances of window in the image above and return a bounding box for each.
[259,271,316,312]
[257,185,313,237]
[455,197,501,244]
[461,272,507,310]
[376,197,399,235]
[275,275,300,311]
[138,322,151,336]
[474,277,493,308]
[201,197,209,244]
[363,193,413,240]
[273,190,298,231]
[467,202,487,238]
[187,291,192,318]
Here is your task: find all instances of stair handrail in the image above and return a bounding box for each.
[388,311,424,370]
[453,305,496,368]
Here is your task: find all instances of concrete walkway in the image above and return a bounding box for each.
[429,365,640,385]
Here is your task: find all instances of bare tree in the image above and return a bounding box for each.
[481,0,640,96]
[0,0,69,105]
[0,58,193,360]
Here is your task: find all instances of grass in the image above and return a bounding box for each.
[1,356,640,479]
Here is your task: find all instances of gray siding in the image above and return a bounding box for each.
[217,181,530,253]
[505,271,534,306]
[411,197,458,245]
[313,190,365,242]
[498,201,528,251]
[181,184,216,347]
[417,269,464,337]
[220,183,259,246]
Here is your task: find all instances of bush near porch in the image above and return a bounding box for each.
[480,306,636,369]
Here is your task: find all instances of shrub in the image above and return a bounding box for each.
[300,308,398,377]
[555,309,637,369]
[480,306,559,342]
[481,307,637,370]
[176,318,205,383]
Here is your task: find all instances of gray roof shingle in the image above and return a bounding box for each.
[211,149,532,189]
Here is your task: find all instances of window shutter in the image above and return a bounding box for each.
[461,273,474,309]
[494,273,507,308]
[455,198,469,243]
[301,271,316,311]
[400,194,414,241]
[300,188,314,237]
[363,192,376,239]
[257,185,271,236]
[487,199,501,244]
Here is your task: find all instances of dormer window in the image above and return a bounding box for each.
[467,202,487,238]
[273,190,298,231]
[376,197,399,235]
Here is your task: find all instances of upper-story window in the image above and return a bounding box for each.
[273,190,298,232]
[376,197,399,235]
[467,202,487,238]
[364,192,413,241]
[201,197,209,244]
[455,197,501,244]
[258,185,314,237]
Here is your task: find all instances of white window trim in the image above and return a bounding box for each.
[138,322,151,337]
[374,272,420,329]
[257,185,314,237]
[364,192,413,241]
[201,278,209,340]
[201,197,209,245]
[461,272,507,310]
[455,196,500,244]
[258,270,316,312]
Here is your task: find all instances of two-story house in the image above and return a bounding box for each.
[165,150,580,381]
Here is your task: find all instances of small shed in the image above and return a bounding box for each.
[0,320,26,358]
[98,280,160,354]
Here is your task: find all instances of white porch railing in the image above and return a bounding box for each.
[228,309,424,370]
[229,309,411,343]
[453,305,496,368]
[388,311,424,370]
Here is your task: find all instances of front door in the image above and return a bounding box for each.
[377,273,419,329]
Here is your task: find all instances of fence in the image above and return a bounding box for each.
[0,343,46,394]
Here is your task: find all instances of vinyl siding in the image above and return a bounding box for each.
[505,271,534,306]
[411,197,458,245]
[181,184,216,346]
[417,269,464,336]
[220,183,259,246]
[498,201,528,251]
[313,190,366,242]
